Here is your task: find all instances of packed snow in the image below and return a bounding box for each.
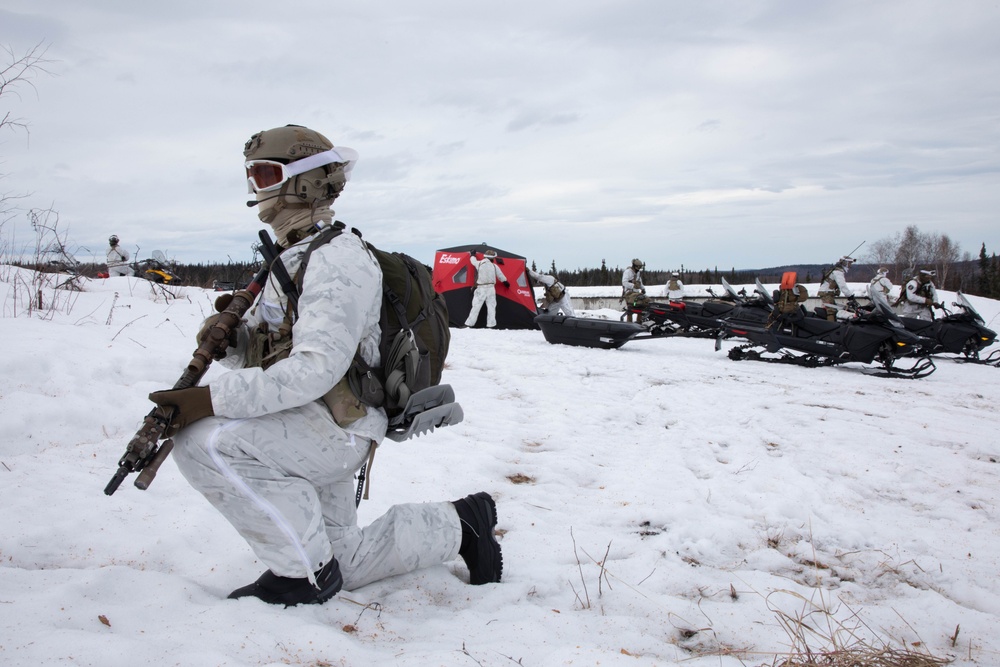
[2,267,999,666]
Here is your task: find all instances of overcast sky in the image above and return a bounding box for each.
[3,1,999,272]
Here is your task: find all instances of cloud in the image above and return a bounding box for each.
[3,0,999,271]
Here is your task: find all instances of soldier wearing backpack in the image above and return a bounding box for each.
[898,269,941,321]
[528,267,575,316]
[817,256,857,321]
[621,258,648,323]
[666,272,685,301]
[147,125,500,607]
[869,266,894,299]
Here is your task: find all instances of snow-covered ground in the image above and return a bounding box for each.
[2,268,999,666]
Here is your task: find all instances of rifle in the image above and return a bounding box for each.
[104,260,271,495]
[844,240,866,261]
[819,240,866,285]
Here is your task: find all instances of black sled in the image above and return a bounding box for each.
[535,313,645,349]
[723,287,935,379]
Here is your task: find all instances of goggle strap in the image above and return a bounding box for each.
[284,147,356,178]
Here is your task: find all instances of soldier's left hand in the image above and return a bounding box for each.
[148,386,215,437]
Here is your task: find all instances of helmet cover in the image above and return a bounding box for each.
[244,125,355,212]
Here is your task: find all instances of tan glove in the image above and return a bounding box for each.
[148,386,215,437]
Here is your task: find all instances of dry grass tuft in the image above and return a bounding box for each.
[770,646,950,666]
[765,589,952,667]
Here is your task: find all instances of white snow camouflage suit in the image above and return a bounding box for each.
[172,224,461,589]
[464,255,508,328]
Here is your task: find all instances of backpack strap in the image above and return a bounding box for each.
[257,230,298,314]
[291,222,347,314]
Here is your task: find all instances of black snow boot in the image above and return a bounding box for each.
[452,492,502,585]
[228,557,343,606]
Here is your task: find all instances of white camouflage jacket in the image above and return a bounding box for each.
[210,224,387,442]
[622,267,644,292]
[106,245,130,268]
[819,266,854,298]
[471,256,507,286]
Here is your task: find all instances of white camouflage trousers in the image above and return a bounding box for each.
[465,285,498,327]
[172,399,462,590]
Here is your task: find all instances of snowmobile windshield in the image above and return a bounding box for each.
[956,292,984,323]
[754,278,774,305]
[868,284,906,330]
[151,250,167,264]
[720,277,741,301]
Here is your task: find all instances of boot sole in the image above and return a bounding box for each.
[465,492,503,584]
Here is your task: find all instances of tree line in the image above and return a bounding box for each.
[33,225,999,300]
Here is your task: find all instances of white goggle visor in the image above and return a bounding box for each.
[245,146,358,193]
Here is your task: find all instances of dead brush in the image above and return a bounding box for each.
[764,589,951,667]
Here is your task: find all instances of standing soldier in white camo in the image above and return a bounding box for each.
[147,125,501,607]
[869,266,894,299]
[666,272,685,301]
[621,258,648,323]
[106,235,131,277]
[464,248,509,328]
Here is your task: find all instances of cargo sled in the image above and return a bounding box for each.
[535,313,644,349]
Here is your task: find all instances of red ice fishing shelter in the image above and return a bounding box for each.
[432,244,538,329]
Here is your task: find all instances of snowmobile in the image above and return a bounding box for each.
[132,250,182,285]
[897,292,998,365]
[626,277,773,339]
[723,287,935,378]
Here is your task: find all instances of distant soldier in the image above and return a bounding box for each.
[898,269,940,321]
[621,258,648,323]
[817,256,856,321]
[666,272,685,301]
[465,249,509,328]
[869,266,893,299]
[106,235,131,277]
[528,268,575,316]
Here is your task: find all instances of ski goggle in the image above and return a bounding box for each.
[245,146,358,193]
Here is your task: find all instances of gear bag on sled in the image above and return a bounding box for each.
[265,222,462,444]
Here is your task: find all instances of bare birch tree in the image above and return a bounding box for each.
[1,42,54,224]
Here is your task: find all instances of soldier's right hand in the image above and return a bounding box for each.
[196,314,237,359]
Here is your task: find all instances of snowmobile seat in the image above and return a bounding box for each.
[900,317,934,335]
[702,301,735,316]
[795,317,843,336]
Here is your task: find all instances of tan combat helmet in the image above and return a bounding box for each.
[243,125,358,219]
